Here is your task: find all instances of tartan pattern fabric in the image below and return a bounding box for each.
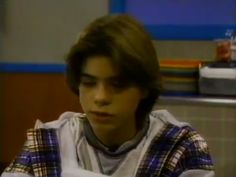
[4,144,33,175]
[4,123,213,177]
[135,123,214,177]
[4,128,61,177]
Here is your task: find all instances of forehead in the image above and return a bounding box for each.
[81,56,119,78]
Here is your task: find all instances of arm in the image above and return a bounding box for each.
[2,128,61,177]
[166,128,215,177]
[179,170,215,177]
[1,141,34,177]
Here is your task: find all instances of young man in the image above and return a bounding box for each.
[2,15,214,177]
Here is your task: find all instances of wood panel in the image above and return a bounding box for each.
[0,73,82,163]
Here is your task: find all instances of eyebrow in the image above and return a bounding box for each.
[80,72,121,81]
[80,73,97,79]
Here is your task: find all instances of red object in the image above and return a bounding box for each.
[216,40,231,61]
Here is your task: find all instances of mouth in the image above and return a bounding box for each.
[89,111,114,123]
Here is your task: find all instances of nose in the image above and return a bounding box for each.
[94,83,112,106]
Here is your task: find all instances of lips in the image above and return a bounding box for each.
[89,111,114,123]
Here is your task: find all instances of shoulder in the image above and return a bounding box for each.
[146,109,192,148]
[2,112,86,177]
[34,111,86,129]
[150,110,210,150]
[149,109,189,128]
[143,110,214,176]
[153,111,214,173]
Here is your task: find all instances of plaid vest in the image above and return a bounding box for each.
[4,124,213,177]
[5,129,61,177]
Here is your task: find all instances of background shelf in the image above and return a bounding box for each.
[158,95,236,106]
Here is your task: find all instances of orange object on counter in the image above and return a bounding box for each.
[216,40,231,61]
[159,60,202,68]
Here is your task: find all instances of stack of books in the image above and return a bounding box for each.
[159,60,201,96]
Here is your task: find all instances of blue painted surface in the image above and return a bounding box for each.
[109,0,236,40]
[109,0,126,13]
[145,25,236,40]
[0,63,66,73]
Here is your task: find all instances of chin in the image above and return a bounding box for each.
[91,122,118,133]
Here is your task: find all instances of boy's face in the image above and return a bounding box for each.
[79,56,146,137]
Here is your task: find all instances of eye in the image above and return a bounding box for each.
[110,80,127,89]
[111,81,122,88]
[80,79,96,87]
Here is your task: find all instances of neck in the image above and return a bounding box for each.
[93,124,137,147]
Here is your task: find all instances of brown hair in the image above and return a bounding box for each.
[66,14,161,127]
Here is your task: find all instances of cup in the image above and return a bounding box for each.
[215,39,231,62]
[231,40,236,61]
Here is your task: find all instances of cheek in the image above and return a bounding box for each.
[116,92,142,113]
[79,88,91,110]
[128,97,141,110]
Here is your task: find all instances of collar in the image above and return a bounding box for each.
[83,116,150,157]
